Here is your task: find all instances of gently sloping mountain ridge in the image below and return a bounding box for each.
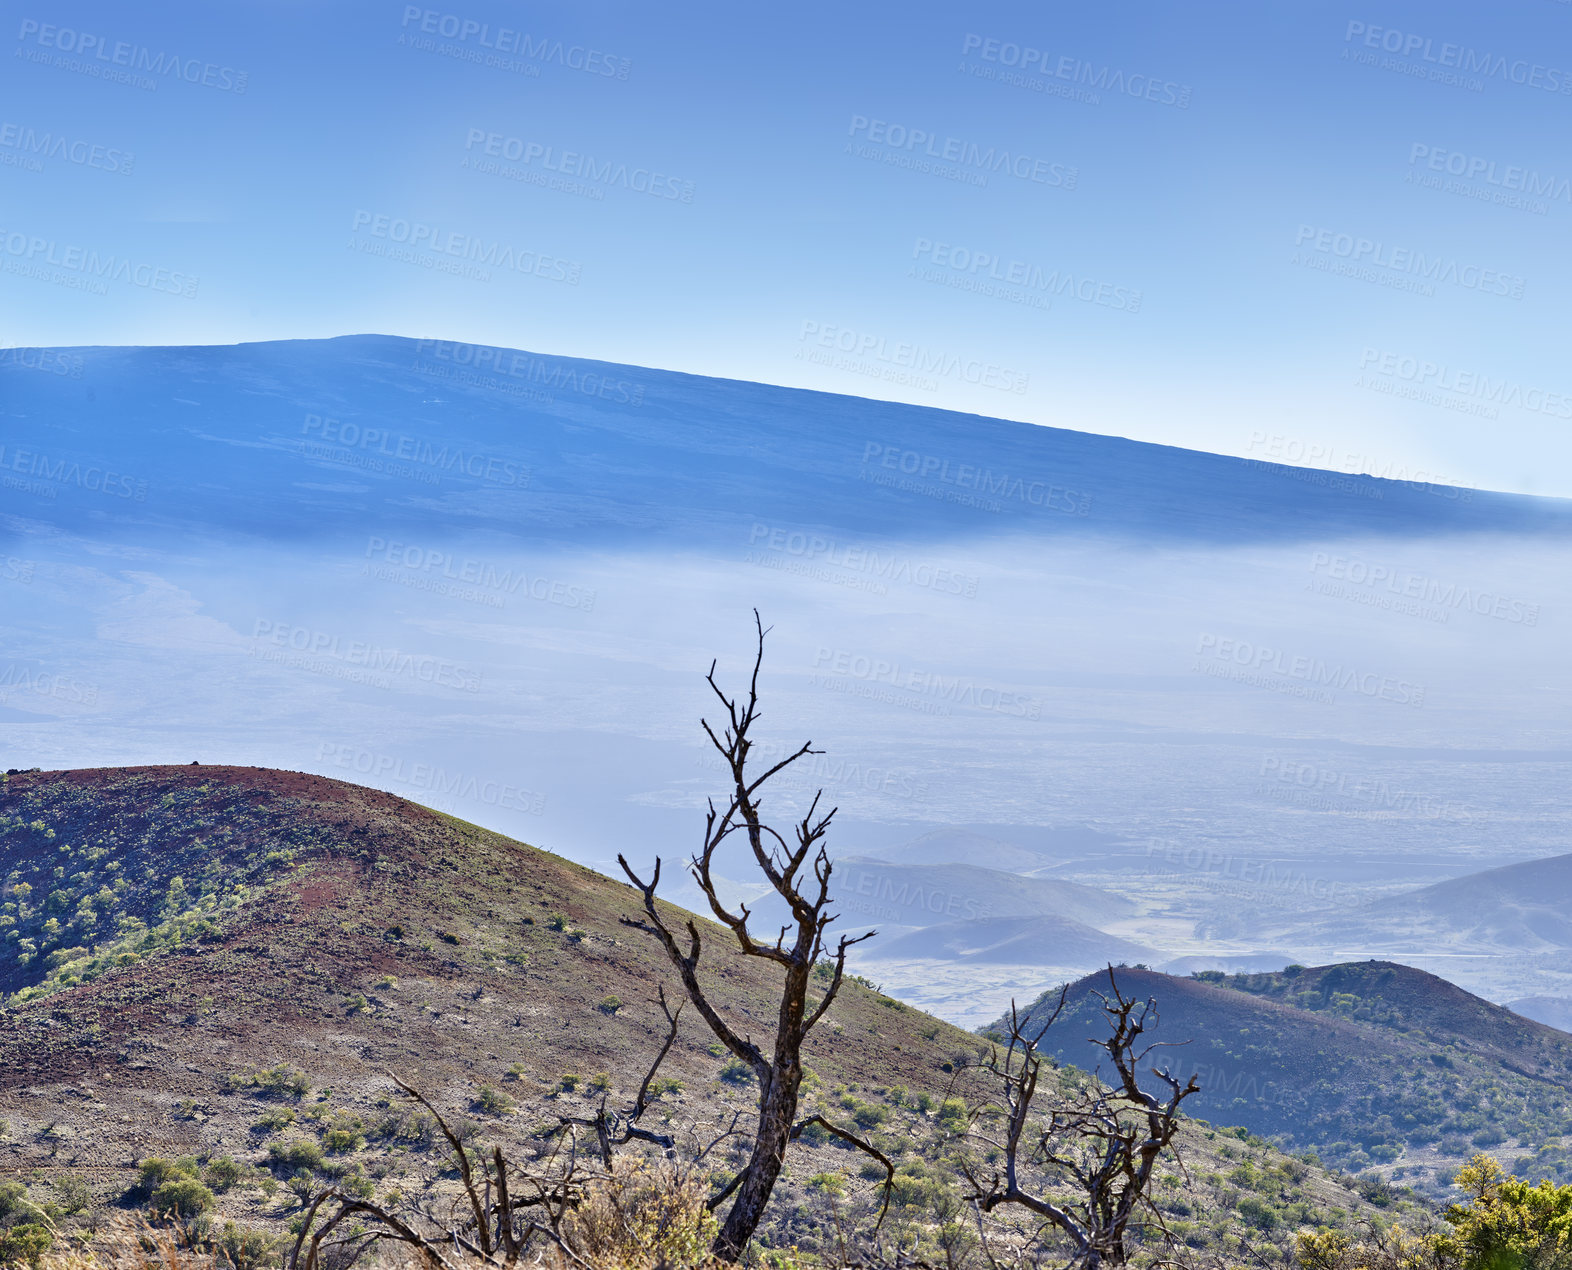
[859,828,1056,873]
[0,767,1423,1260]
[1283,851,1572,953]
[994,965,1572,1183]
[6,334,1572,553]
[1510,996,1572,1032]
[872,913,1157,967]
[834,854,1134,929]
[1160,953,1303,976]
[860,826,1141,874]
[1384,852,1572,948]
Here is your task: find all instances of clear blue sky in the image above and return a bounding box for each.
[4,0,1571,495]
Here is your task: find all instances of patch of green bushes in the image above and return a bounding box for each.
[267,1138,325,1175]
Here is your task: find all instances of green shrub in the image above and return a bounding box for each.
[216,1222,281,1270]
[205,1157,244,1192]
[250,1064,310,1098]
[891,1170,950,1209]
[598,995,622,1015]
[0,1182,42,1225]
[52,1173,91,1214]
[135,1157,197,1195]
[322,1129,362,1154]
[477,1086,515,1116]
[152,1177,214,1218]
[797,1121,830,1147]
[1236,1195,1278,1230]
[937,1098,969,1134]
[806,1172,845,1196]
[1355,1173,1393,1207]
[562,1158,716,1268]
[0,1224,50,1270]
[719,1058,754,1085]
[267,1138,325,1175]
[849,1101,889,1130]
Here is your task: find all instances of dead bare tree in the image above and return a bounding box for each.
[551,986,683,1166]
[618,610,893,1260]
[287,992,695,1270]
[959,969,1201,1270]
[288,1073,592,1270]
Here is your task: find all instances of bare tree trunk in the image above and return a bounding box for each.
[717,1066,799,1257]
[620,612,888,1261]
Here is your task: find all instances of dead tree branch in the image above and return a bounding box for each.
[617,610,878,1260]
[550,987,684,1165]
[959,969,1201,1270]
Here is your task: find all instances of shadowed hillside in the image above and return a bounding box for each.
[996,963,1572,1187]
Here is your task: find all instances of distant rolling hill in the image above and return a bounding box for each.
[858,826,1138,874]
[833,854,1134,929]
[1509,997,1572,1032]
[859,828,1057,873]
[1385,850,1572,947]
[995,962,1572,1181]
[873,913,1156,967]
[1285,850,1572,953]
[1206,961,1572,1074]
